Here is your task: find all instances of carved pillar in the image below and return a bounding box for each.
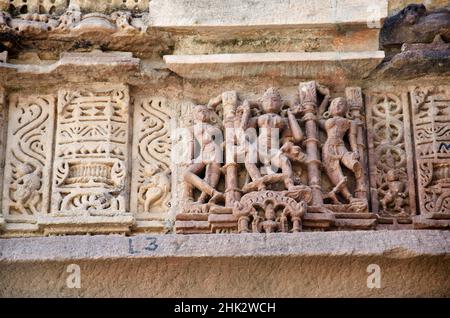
[299,81,322,206]
[410,85,450,228]
[130,96,173,232]
[2,94,55,234]
[222,91,241,208]
[366,91,416,220]
[39,84,134,235]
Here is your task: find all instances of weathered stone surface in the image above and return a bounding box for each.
[377,35,450,79]
[1,231,449,297]
[380,4,450,48]
[1,254,449,297]
[149,0,388,28]
[0,51,141,85]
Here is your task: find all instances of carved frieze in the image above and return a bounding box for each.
[366,92,416,220]
[2,94,55,232]
[176,82,375,234]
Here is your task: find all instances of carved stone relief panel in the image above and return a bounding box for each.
[410,85,450,220]
[366,92,416,220]
[2,94,55,232]
[175,82,376,234]
[130,96,173,232]
[40,84,133,234]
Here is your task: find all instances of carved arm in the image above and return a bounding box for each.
[287,110,304,143]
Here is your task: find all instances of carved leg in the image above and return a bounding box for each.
[245,162,266,190]
[323,156,353,201]
[278,154,295,189]
[183,162,206,201]
[342,151,365,194]
[144,188,163,212]
[199,162,223,203]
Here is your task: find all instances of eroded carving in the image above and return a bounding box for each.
[0,6,144,37]
[366,92,415,218]
[2,94,55,227]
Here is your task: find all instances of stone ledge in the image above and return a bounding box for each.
[163,51,385,81]
[0,230,448,263]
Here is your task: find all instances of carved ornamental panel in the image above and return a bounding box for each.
[130,96,172,231]
[366,92,416,220]
[2,94,55,231]
[51,84,130,214]
[410,86,450,217]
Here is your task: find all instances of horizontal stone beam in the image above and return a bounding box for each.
[0,51,142,86]
[164,51,385,80]
[1,230,448,262]
[149,0,388,28]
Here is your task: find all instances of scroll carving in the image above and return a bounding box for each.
[366,92,416,219]
[130,97,172,230]
[2,94,55,229]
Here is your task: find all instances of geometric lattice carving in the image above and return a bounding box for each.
[410,85,450,216]
[2,94,55,226]
[51,84,130,216]
[366,92,416,218]
[130,97,172,229]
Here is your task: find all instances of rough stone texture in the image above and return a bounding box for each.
[0,231,449,297]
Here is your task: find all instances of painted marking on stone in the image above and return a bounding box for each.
[128,237,158,254]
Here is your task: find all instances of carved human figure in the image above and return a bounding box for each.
[380,169,406,214]
[320,97,365,204]
[138,164,171,213]
[183,104,224,204]
[10,163,41,214]
[240,88,305,190]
